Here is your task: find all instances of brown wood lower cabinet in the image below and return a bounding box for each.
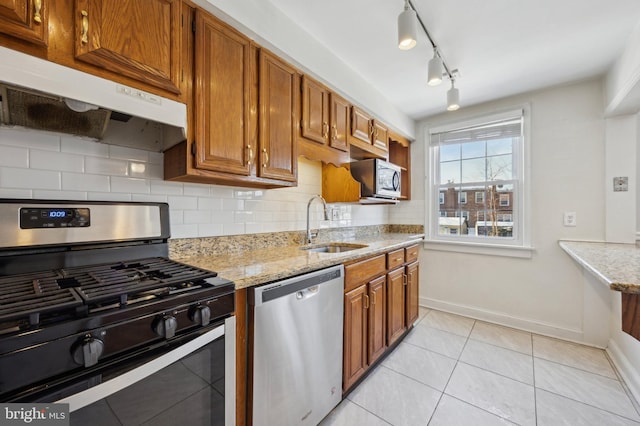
[342,245,420,393]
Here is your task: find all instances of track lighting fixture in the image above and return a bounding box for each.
[447,80,460,111]
[397,0,461,111]
[427,48,443,86]
[397,0,417,50]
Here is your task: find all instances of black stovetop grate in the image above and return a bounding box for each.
[0,258,219,327]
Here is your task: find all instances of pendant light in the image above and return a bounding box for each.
[427,48,443,86]
[397,0,417,50]
[447,80,460,111]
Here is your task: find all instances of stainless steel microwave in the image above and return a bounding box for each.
[350,159,402,199]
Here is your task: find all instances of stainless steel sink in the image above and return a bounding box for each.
[302,243,368,253]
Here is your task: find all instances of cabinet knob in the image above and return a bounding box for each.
[72,335,105,368]
[33,0,42,24]
[80,10,89,45]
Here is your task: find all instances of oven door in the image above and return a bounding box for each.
[57,316,235,426]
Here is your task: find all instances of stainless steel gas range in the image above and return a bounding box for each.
[0,199,235,425]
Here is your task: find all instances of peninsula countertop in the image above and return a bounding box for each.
[559,240,640,294]
[177,233,424,290]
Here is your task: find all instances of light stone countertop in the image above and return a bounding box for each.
[559,240,640,294]
[178,233,424,290]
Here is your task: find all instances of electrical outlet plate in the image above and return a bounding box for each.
[613,176,629,192]
[563,212,576,227]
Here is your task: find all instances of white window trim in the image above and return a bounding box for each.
[424,106,533,258]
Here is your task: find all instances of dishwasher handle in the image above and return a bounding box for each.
[251,266,343,306]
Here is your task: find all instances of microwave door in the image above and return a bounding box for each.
[378,168,400,195]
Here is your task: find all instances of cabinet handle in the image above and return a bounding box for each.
[246,145,253,165]
[322,122,329,138]
[374,128,379,140]
[80,10,89,45]
[371,291,376,306]
[403,274,408,286]
[364,294,369,309]
[331,125,337,140]
[33,0,42,24]
[395,257,403,262]
[262,148,269,168]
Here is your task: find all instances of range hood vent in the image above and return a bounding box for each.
[1,85,112,139]
[0,46,187,151]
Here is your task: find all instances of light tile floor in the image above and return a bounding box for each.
[321,308,640,426]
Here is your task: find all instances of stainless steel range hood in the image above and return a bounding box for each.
[0,47,187,152]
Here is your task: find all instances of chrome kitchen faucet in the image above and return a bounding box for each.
[306,195,329,244]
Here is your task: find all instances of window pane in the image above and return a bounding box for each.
[440,144,460,162]
[461,141,485,159]
[487,138,513,156]
[486,154,512,181]
[461,158,485,183]
[440,161,460,184]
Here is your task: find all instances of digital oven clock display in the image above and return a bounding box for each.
[20,207,91,229]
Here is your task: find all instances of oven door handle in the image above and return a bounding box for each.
[57,320,231,413]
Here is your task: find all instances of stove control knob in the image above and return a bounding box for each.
[72,337,105,368]
[190,305,211,326]
[153,315,178,339]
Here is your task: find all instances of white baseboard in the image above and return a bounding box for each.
[420,296,600,348]
[607,338,640,407]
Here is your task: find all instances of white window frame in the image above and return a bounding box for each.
[424,107,533,258]
[458,192,467,204]
[475,192,484,203]
[499,194,510,207]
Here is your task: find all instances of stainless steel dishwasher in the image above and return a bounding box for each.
[250,265,344,426]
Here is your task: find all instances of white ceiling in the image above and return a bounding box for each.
[266,0,640,120]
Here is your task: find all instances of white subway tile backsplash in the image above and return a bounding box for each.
[0,188,32,198]
[0,145,28,168]
[209,186,235,199]
[85,157,128,176]
[87,192,132,202]
[167,195,197,210]
[111,177,150,194]
[131,194,168,203]
[109,145,149,162]
[0,127,61,151]
[222,198,244,211]
[211,211,234,224]
[1,168,61,189]
[62,172,109,192]
[184,210,212,224]
[198,197,223,210]
[148,151,164,165]
[184,184,211,197]
[61,137,109,157]
[170,224,198,239]
[128,163,162,179]
[150,180,183,195]
[198,223,224,237]
[33,190,87,200]
[234,211,254,223]
[222,223,245,235]
[169,210,184,224]
[31,151,84,173]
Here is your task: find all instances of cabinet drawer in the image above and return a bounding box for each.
[344,254,386,292]
[405,244,419,263]
[387,248,405,270]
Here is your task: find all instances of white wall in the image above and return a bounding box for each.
[399,79,607,342]
[0,126,389,238]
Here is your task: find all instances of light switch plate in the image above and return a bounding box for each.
[613,176,628,192]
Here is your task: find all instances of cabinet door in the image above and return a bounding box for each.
[372,120,388,152]
[350,106,371,145]
[343,285,368,391]
[405,261,419,327]
[329,93,349,152]
[259,50,298,182]
[300,76,328,145]
[0,0,47,45]
[74,0,181,94]
[368,275,387,365]
[387,267,406,346]
[194,12,252,176]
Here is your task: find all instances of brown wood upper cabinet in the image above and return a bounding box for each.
[258,49,298,182]
[74,0,181,94]
[193,12,252,177]
[300,75,349,153]
[350,106,388,157]
[0,0,48,45]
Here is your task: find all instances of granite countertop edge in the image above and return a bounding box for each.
[179,233,424,290]
[559,240,640,294]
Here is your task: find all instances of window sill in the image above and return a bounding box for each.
[423,239,535,258]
